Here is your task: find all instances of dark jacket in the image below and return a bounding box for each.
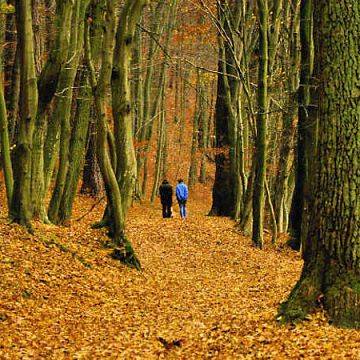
[159,182,173,205]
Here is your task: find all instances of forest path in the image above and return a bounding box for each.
[0,193,359,358]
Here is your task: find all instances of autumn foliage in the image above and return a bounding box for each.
[0,187,359,358]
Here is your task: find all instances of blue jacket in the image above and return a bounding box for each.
[176,182,188,202]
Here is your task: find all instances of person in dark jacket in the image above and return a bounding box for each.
[176,179,188,219]
[159,180,173,218]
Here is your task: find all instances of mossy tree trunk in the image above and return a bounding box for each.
[81,121,104,196]
[31,0,74,221]
[112,0,147,216]
[7,44,20,144]
[0,1,14,208]
[48,0,89,224]
[132,26,142,135]
[86,0,140,269]
[81,0,106,198]
[11,0,38,229]
[58,71,92,224]
[280,0,360,329]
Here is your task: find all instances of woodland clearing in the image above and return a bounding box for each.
[0,186,359,359]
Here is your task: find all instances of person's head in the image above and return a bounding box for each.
[177,179,184,184]
[162,179,169,184]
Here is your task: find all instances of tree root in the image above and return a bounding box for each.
[92,214,141,270]
[279,261,360,329]
[91,218,110,229]
[9,216,35,235]
[278,265,323,323]
[111,239,141,271]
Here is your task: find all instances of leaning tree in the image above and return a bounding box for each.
[280,0,359,328]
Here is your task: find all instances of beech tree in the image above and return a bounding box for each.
[11,0,38,230]
[252,0,269,248]
[288,0,314,250]
[0,0,13,208]
[280,0,359,328]
[86,0,147,269]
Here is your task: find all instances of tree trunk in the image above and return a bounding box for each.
[273,2,300,235]
[289,0,314,249]
[199,77,209,184]
[4,11,20,144]
[48,0,88,224]
[80,0,106,197]
[188,72,200,188]
[0,1,14,207]
[161,112,169,180]
[112,0,147,215]
[31,0,74,221]
[209,54,233,216]
[85,0,140,269]
[279,0,360,329]
[81,122,104,196]
[150,101,165,203]
[58,71,91,224]
[10,0,38,229]
[252,0,269,248]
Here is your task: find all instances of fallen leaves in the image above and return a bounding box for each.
[0,190,359,359]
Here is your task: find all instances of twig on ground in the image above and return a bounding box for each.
[76,196,106,222]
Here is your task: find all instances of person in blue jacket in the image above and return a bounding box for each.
[175,179,188,219]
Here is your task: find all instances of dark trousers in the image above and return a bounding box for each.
[162,203,172,218]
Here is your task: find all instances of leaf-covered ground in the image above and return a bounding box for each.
[0,188,359,359]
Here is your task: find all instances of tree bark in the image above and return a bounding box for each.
[11,0,38,229]
[80,0,106,197]
[273,1,300,235]
[112,0,147,215]
[209,49,233,216]
[85,0,141,269]
[199,76,209,184]
[289,0,314,250]
[48,0,89,224]
[209,0,243,217]
[0,1,14,207]
[280,0,360,328]
[252,0,269,248]
[188,71,200,188]
[31,0,75,221]
[58,70,91,224]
